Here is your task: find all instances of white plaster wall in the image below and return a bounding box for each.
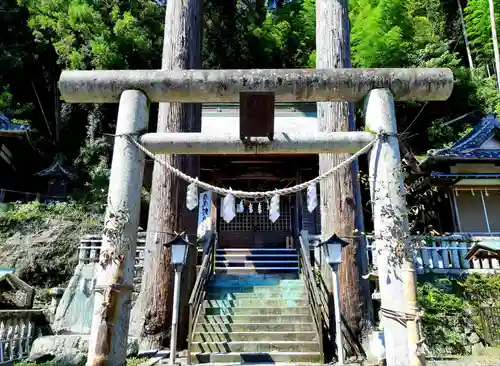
[202,116,318,135]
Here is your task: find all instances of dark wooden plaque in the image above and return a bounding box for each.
[239,92,275,139]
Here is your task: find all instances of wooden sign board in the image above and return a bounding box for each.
[239,92,275,139]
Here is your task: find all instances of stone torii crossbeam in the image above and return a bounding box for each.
[58,68,454,366]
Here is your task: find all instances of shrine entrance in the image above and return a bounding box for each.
[58,65,454,366]
[200,154,312,248]
[218,196,292,248]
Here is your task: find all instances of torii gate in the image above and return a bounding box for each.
[58,68,454,366]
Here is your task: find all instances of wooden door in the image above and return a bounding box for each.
[218,199,292,248]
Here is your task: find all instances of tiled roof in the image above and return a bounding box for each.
[0,113,29,132]
[426,115,500,160]
[34,154,76,179]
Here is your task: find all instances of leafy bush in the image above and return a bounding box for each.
[0,201,101,232]
[418,279,470,355]
[460,273,500,307]
[417,274,500,355]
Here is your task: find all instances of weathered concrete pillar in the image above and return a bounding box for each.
[365,88,411,366]
[87,90,149,366]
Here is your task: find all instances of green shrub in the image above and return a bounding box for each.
[418,279,470,355]
[459,273,500,307]
[0,201,101,233]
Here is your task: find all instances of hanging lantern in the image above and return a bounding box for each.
[257,202,262,214]
[249,202,253,213]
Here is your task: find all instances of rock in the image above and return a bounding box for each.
[361,331,386,365]
[51,263,99,335]
[468,332,480,344]
[28,334,139,363]
[471,342,486,357]
[127,337,139,357]
[52,352,87,365]
[0,216,101,309]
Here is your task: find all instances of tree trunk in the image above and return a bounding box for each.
[129,0,203,351]
[316,0,373,358]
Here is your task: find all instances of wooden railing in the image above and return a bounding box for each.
[0,310,44,364]
[187,232,216,365]
[364,235,500,273]
[79,233,204,289]
[297,231,325,363]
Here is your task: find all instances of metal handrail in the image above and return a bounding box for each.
[297,232,325,363]
[187,232,217,365]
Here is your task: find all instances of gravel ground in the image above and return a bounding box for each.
[426,347,500,366]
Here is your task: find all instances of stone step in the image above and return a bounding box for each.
[199,314,312,324]
[216,248,297,256]
[204,306,310,316]
[193,331,318,342]
[191,351,322,364]
[204,298,309,308]
[216,260,298,268]
[216,254,298,262]
[183,363,321,366]
[205,291,306,301]
[195,323,316,333]
[210,273,301,284]
[215,267,299,275]
[191,341,321,353]
[207,283,306,293]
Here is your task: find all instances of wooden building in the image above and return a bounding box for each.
[418,114,500,235]
[197,103,321,248]
[397,115,500,273]
[0,113,31,203]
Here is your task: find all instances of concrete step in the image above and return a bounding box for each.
[205,291,306,300]
[207,281,305,292]
[216,248,297,256]
[204,306,310,316]
[191,351,322,364]
[206,287,307,297]
[216,260,298,268]
[210,273,301,284]
[191,341,321,353]
[193,331,318,342]
[204,298,309,308]
[199,314,312,324]
[195,322,316,333]
[216,254,298,262]
[215,267,299,275]
[183,363,321,366]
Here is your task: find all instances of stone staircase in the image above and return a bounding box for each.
[190,247,322,364]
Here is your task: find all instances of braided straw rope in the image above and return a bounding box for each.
[128,134,379,199]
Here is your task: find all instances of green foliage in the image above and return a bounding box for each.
[465,0,500,67]
[0,0,499,207]
[418,279,470,355]
[21,0,163,70]
[459,273,500,307]
[351,0,413,68]
[417,274,500,355]
[0,201,100,231]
